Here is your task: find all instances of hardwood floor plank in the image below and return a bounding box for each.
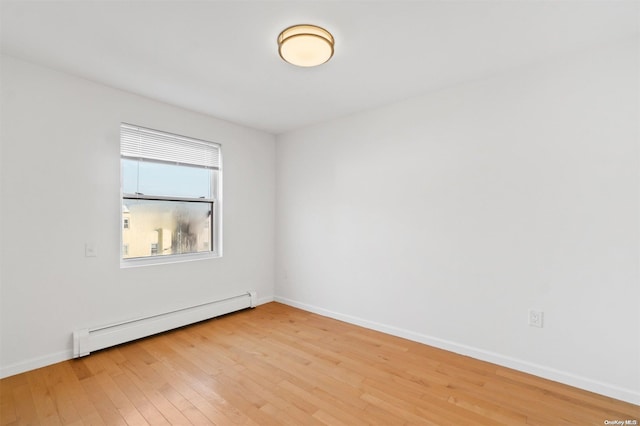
[42,363,84,425]
[277,379,371,426]
[11,384,40,425]
[496,366,639,417]
[311,409,352,426]
[116,358,193,425]
[107,368,170,426]
[362,375,502,425]
[92,370,149,425]
[141,340,259,425]
[1,302,638,425]
[25,369,63,426]
[0,385,16,425]
[52,362,106,425]
[79,374,128,425]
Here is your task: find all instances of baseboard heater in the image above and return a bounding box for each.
[73,291,257,358]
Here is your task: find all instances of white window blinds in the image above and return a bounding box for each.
[120,123,220,169]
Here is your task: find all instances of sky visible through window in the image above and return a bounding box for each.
[122,159,212,199]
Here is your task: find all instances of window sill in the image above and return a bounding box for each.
[120,251,220,268]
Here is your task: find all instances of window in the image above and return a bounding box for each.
[120,123,221,265]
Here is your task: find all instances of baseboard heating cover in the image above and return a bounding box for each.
[73,291,257,358]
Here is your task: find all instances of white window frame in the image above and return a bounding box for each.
[120,123,222,268]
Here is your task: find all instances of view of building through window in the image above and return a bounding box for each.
[122,199,212,258]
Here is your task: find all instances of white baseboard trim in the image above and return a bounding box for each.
[1,349,74,379]
[274,296,640,405]
[257,295,275,306]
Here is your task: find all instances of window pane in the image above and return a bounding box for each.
[122,158,213,199]
[122,199,213,259]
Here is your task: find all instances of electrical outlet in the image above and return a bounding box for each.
[529,310,544,328]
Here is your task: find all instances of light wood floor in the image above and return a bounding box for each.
[1,302,638,425]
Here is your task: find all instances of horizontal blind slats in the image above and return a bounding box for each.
[121,124,219,168]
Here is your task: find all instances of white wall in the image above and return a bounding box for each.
[276,38,639,403]
[0,56,276,376]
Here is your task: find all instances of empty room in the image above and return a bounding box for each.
[1,1,639,424]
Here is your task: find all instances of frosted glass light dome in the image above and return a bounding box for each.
[278,24,334,67]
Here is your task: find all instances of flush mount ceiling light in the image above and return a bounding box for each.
[278,24,334,67]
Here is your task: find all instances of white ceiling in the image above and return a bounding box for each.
[1,1,638,135]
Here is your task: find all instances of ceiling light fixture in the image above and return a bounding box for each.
[278,24,334,67]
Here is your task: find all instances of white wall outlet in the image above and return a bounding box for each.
[529,310,544,328]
